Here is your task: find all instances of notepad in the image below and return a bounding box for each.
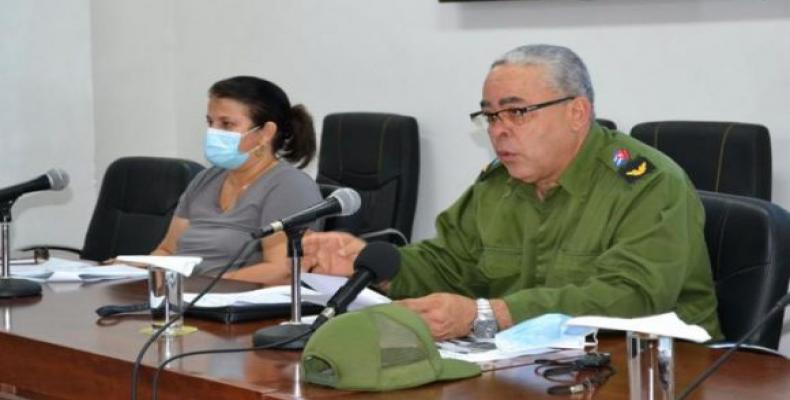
[183,285,319,308]
[182,286,324,323]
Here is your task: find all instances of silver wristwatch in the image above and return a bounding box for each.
[472,298,498,339]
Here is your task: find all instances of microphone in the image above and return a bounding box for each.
[311,242,400,329]
[677,291,790,399]
[0,168,70,203]
[252,187,361,238]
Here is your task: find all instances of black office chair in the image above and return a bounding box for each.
[699,191,790,351]
[596,118,617,130]
[24,156,204,262]
[317,112,420,245]
[631,121,772,201]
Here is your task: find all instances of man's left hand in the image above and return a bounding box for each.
[396,293,476,341]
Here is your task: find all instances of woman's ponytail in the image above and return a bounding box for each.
[275,104,316,169]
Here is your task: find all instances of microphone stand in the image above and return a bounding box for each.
[676,291,790,399]
[251,227,313,350]
[0,200,42,298]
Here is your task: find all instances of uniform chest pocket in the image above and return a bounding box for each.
[546,250,600,287]
[479,247,523,280]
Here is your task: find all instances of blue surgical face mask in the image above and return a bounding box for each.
[203,126,259,169]
[494,313,597,353]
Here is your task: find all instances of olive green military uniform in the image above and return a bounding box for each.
[389,124,723,339]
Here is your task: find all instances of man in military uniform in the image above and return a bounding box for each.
[303,44,722,341]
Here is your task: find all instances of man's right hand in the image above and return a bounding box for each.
[301,231,366,277]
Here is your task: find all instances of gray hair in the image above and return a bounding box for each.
[492,44,595,110]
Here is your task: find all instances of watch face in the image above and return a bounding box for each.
[473,320,498,339]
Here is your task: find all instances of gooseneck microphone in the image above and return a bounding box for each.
[252,187,361,239]
[676,291,790,399]
[1,168,69,299]
[0,168,69,204]
[312,241,401,329]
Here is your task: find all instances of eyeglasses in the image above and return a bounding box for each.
[469,96,576,129]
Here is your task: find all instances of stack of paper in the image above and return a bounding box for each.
[181,273,391,311]
[10,257,148,282]
[300,272,391,311]
[115,255,202,276]
[183,286,317,308]
[437,338,555,363]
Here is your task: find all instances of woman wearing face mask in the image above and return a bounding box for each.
[152,76,322,284]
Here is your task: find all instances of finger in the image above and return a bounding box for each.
[394,299,415,313]
[395,303,449,339]
[300,260,317,273]
[301,233,319,252]
[330,233,360,256]
[396,298,432,313]
[336,235,354,256]
[339,241,363,258]
[303,232,336,252]
[301,255,317,268]
[422,314,449,340]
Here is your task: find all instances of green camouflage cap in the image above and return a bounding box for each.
[301,304,481,391]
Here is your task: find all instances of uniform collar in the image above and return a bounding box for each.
[557,123,605,197]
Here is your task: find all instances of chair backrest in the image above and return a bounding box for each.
[317,112,419,242]
[699,190,790,349]
[596,118,617,130]
[80,156,204,262]
[631,121,772,200]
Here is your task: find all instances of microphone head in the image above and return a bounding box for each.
[329,188,361,217]
[46,168,69,191]
[354,242,400,282]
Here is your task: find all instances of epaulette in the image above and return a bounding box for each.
[606,137,659,185]
[477,159,503,182]
[617,155,655,184]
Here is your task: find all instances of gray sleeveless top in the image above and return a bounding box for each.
[174,162,322,275]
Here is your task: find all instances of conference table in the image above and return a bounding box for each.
[0,278,788,400]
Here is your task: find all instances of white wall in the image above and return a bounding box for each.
[153,0,790,244]
[0,0,95,249]
[7,0,790,354]
[91,0,179,177]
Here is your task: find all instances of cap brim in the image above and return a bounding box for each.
[436,358,482,381]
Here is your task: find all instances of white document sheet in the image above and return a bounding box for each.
[116,255,202,276]
[565,312,711,343]
[437,338,554,363]
[181,273,390,311]
[10,257,148,282]
[300,272,391,311]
